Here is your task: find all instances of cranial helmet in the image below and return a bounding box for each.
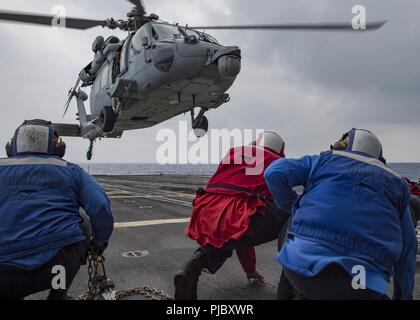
[5,119,66,158]
[255,131,285,157]
[332,128,384,160]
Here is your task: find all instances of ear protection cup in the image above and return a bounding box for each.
[53,138,66,158]
[5,141,13,157]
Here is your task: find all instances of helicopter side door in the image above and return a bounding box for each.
[90,61,113,117]
[90,38,124,117]
[117,24,152,98]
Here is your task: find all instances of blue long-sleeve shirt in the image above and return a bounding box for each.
[0,155,114,269]
[265,152,417,300]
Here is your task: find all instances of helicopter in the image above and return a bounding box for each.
[0,0,386,160]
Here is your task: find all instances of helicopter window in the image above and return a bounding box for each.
[202,33,219,44]
[182,28,219,44]
[152,24,182,40]
[151,23,219,44]
[132,26,149,52]
[184,29,200,38]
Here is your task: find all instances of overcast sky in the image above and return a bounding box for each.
[0,0,419,163]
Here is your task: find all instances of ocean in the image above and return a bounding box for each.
[79,163,420,180]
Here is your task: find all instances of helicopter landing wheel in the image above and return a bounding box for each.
[102,106,116,133]
[87,150,93,161]
[193,115,208,138]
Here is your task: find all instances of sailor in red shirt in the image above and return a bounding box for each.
[174,132,290,300]
[406,178,420,226]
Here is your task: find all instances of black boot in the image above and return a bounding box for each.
[47,289,71,300]
[277,272,295,300]
[277,271,307,300]
[174,250,207,300]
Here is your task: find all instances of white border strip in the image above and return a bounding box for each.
[333,151,401,177]
[0,157,67,167]
[114,218,190,229]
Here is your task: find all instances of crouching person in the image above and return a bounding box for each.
[406,178,420,226]
[265,129,417,300]
[0,120,114,300]
[174,132,290,300]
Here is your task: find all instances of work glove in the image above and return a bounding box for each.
[93,241,108,256]
[246,270,265,284]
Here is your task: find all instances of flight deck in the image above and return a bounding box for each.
[29,175,420,300]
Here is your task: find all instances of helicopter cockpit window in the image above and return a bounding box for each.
[183,28,219,44]
[152,24,183,40]
[151,23,219,44]
[202,33,219,44]
[132,26,149,52]
[184,29,200,38]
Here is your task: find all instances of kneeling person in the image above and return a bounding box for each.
[265,129,417,300]
[175,132,290,300]
[0,120,114,300]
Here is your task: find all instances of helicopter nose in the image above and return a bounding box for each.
[217,54,241,78]
[209,46,241,78]
[174,42,241,79]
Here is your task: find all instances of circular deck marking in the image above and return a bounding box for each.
[122,250,150,259]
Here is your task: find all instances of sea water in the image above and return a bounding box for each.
[79,163,420,180]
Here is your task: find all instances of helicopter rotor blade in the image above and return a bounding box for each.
[127,0,146,16]
[0,10,106,30]
[188,21,387,31]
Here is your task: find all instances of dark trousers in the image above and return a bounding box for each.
[283,264,388,300]
[0,212,91,300]
[276,217,299,300]
[0,241,88,300]
[200,202,290,274]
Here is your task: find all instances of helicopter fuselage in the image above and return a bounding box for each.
[84,22,241,139]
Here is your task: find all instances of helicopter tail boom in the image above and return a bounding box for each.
[53,123,82,137]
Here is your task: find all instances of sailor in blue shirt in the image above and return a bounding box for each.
[0,120,114,300]
[265,129,417,300]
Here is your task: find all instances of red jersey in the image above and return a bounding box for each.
[406,178,420,197]
[186,146,280,248]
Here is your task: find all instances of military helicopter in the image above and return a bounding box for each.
[0,0,386,160]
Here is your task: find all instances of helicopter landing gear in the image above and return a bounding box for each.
[191,108,209,138]
[87,139,95,161]
[102,106,116,133]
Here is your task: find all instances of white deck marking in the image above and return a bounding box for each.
[103,184,193,207]
[109,194,192,207]
[114,218,190,229]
